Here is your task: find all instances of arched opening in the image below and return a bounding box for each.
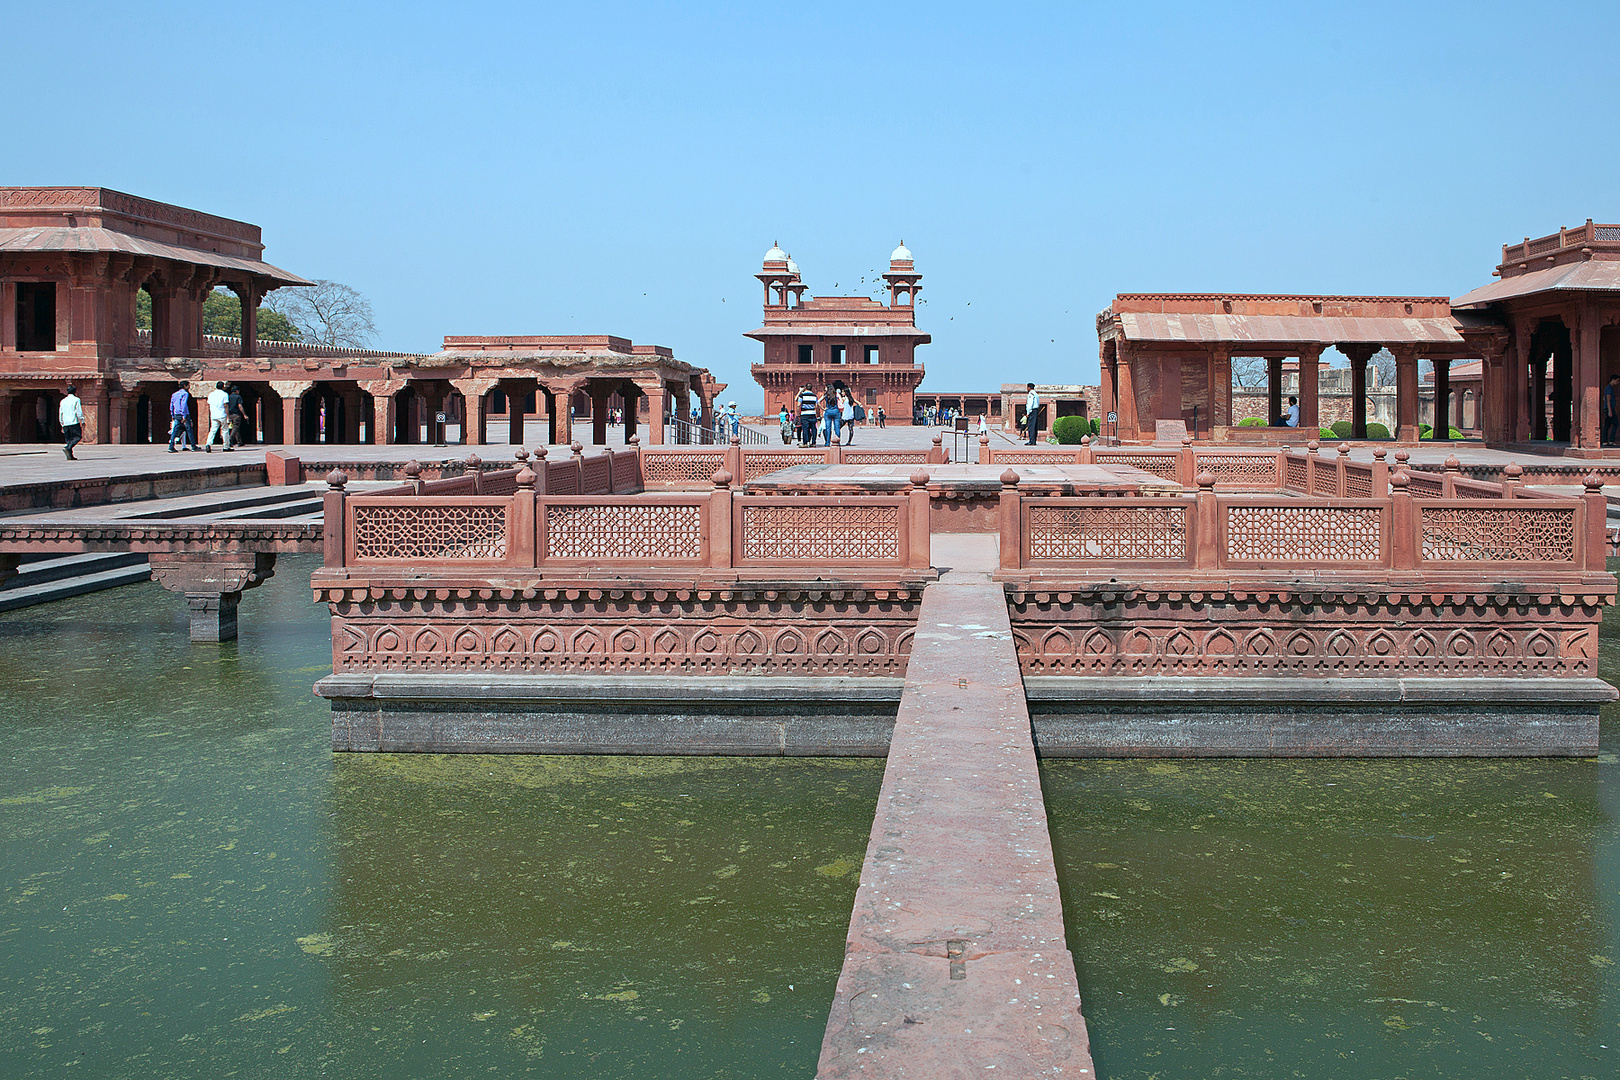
[1528,320,1574,442]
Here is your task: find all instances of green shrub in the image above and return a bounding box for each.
[1319,427,1336,439]
[1366,422,1391,439]
[1090,418,1101,435]
[1449,425,1464,439]
[1237,416,1267,427]
[1330,420,1354,439]
[1053,415,1089,444]
[1418,423,1433,438]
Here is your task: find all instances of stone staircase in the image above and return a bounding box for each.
[0,484,324,612]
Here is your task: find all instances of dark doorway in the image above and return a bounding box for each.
[16,283,56,352]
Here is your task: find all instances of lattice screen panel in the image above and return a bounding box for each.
[1420,507,1576,562]
[1028,504,1189,560]
[739,504,900,561]
[1226,505,1382,562]
[546,504,704,561]
[352,504,508,561]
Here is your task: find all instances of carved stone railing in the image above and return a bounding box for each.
[997,470,1608,574]
[326,470,932,573]
[638,438,947,489]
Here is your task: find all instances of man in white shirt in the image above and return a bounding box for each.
[203,381,233,452]
[1025,383,1041,445]
[1285,395,1300,428]
[59,385,85,460]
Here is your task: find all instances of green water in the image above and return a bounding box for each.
[0,556,882,1078]
[1044,595,1620,1078]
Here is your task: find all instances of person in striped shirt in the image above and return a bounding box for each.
[797,384,819,447]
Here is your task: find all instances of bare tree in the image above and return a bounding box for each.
[265,280,377,348]
[1231,356,1268,389]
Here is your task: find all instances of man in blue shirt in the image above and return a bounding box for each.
[167,382,196,452]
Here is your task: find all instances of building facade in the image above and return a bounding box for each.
[748,243,928,423]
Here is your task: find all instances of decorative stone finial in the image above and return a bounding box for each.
[1393,450,1410,465]
[1000,469,1020,488]
[514,447,529,464]
[1391,470,1410,489]
[1081,435,1091,446]
[932,432,943,445]
[1444,455,1461,472]
[1373,447,1387,461]
[1503,462,1523,480]
[535,446,548,460]
[1196,470,1217,489]
[516,466,536,490]
[325,469,348,490]
[1307,439,1320,453]
[1583,471,1604,493]
[1337,443,1351,457]
[730,434,742,446]
[1182,436,1193,447]
[629,435,640,446]
[909,469,931,489]
[404,460,421,479]
[465,453,482,472]
[711,468,733,488]
[570,441,583,457]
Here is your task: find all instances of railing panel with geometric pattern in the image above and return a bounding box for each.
[544,501,706,563]
[1194,454,1278,489]
[1285,456,1308,492]
[581,456,611,493]
[842,451,930,466]
[1404,472,1445,499]
[641,451,728,488]
[992,450,1083,465]
[1094,452,1180,481]
[1344,463,1374,499]
[743,451,824,482]
[1224,503,1385,564]
[348,498,511,563]
[546,460,580,495]
[1310,457,1339,496]
[1419,505,1578,564]
[1026,501,1191,563]
[735,500,905,564]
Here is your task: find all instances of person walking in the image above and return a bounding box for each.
[778,405,792,444]
[167,381,196,452]
[839,389,855,445]
[822,384,843,447]
[725,401,740,440]
[226,383,247,449]
[60,385,85,460]
[797,383,819,447]
[203,381,233,452]
[1603,374,1619,446]
[1025,383,1041,445]
[877,405,886,429]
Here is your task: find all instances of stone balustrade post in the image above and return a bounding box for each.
[1274,448,1288,491]
[512,465,537,568]
[907,470,932,570]
[1079,434,1093,466]
[1336,443,1352,497]
[1193,472,1219,571]
[978,433,990,465]
[1390,471,1417,570]
[1442,454,1461,497]
[1582,472,1607,571]
[531,447,549,494]
[570,441,585,492]
[830,433,844,464]
[998,469,1022,570]
[323,470,348,568]
[728,435,744,481]
[1501,462,1522,499]
[1179,437,1196,487]
[1372,447,1390,496]
[708,469,735,569]
[466,453,484,495]
[928,433,945,465]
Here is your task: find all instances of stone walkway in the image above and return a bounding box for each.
[817,534,1094,1078]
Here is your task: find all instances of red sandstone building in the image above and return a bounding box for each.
[0,187,720,447]
[748,243,928,422]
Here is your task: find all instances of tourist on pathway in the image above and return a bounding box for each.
[877,406,886,429]
[226,383,248,447]
[839,389,855,445]
[779,406,792,444]
[203,381,234,452]
[822,384,843,447]
[1285,395,1299,428]
[1604,375,1620,447]
[167,381,196,452]
[725,401,740,440]
[797,384,819,446]
[60,385,84,460]
[1025,383,1041,445]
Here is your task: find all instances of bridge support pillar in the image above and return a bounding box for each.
[149,552,277,643]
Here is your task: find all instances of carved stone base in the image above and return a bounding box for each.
[149,552,277,643]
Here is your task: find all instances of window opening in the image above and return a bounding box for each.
[16,283,55,352]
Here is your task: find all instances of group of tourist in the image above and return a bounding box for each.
[781,382,869,446]
[165,380,248,453]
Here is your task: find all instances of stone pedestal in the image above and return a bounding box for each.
[149,552,277,643]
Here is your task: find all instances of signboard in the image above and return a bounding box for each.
[1107,411,1118,423]
[435,412,447,422]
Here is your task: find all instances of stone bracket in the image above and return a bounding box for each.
[149,551,277,643]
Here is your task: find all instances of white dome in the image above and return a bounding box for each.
[786,256,800,275]
[890,241,913,262]
[764,242,788,263]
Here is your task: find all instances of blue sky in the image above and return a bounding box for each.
[10,1,1619,408]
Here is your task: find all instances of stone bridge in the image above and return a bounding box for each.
[0,520,321,640]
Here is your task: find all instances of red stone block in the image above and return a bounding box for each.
[265,450,302,486]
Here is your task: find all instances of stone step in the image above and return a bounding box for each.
[0,558,151,613]
[119,485,321,520]
[4,551,147,590]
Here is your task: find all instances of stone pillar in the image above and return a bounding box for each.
[1298,346,1322,433]
[1116,347,1140,442]
[1393,346,1422,443]
[361,381,400,445]
[0,390,15,443]
[149,552,277,643]
[592,384,609,445]
[1156,354,1182,440]
[1576,300,1602,449]
[542,379,583,447]
[107,389,127,445]
[1340,344,1375,439]
[270,381,313,446]
[1267,356,1284,425]
[1209,347,1231,431]
[228,281,263,358]
[642,383,668,445]
[1432,360,1452,440]
[449,378,495,446]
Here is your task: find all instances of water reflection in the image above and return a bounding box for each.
[1044,580,1620,1079]
[0,558,880,1078]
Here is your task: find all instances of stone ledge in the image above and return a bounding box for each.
[317,672,906,704]
[1024,675,1619,704]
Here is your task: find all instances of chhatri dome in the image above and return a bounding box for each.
[891,241,912,262]
[764,242,788,263]
[786,255,799,275]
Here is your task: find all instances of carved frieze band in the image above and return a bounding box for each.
[1010,593,1604,677]
[326,595,920,676]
